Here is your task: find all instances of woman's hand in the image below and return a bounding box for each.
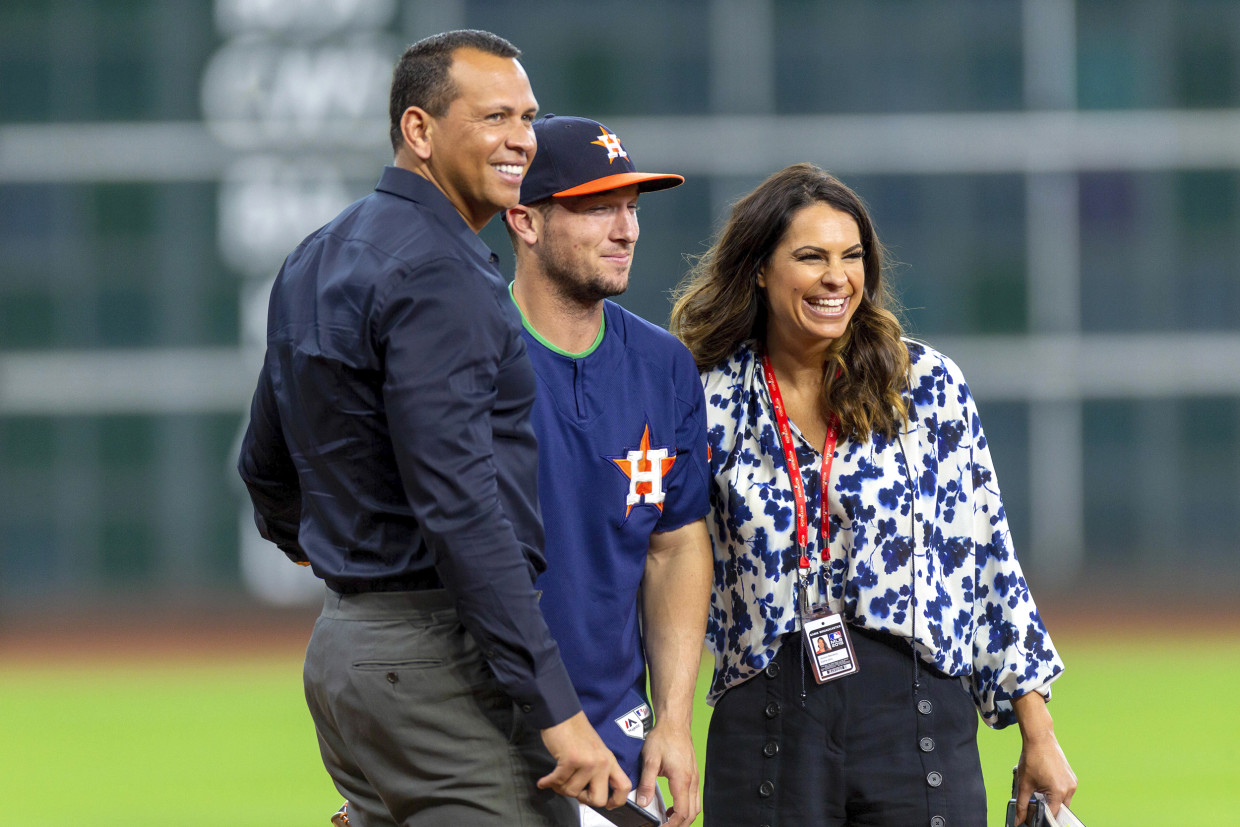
[1012,691,1077,823]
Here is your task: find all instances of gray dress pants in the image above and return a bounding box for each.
[304,588,577,826]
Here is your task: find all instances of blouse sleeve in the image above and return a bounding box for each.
[946,356,1065,728]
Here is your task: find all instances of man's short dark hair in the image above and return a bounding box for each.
[388,29,521,153]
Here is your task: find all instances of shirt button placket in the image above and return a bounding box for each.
[914,685,948,822]
[759,651,784,816]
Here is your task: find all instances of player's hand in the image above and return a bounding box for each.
[538,711,631,810]
[635,722,700,826]
[1012,693,1076,823]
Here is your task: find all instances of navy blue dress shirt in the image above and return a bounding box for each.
[238,165,580,728]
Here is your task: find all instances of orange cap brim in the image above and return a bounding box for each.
[553,172,685,198]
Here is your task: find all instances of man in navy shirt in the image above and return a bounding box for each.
[238,32,627,826]
[504,115,713,827]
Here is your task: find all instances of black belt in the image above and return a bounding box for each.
[325,568,442,595]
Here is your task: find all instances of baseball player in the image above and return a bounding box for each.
[504,114,713,827]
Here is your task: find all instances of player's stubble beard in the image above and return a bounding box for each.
[537,224,631,306]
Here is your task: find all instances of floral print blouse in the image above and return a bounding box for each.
[701,340,1063,728]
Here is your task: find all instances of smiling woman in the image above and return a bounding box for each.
[673,164,908,445]
[757,202,867,413]
[670,163,1077,827]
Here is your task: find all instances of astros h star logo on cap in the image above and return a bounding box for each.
[590,129,628,163]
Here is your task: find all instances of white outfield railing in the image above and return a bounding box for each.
[5,109,1240,183]
[5,334,1240,416]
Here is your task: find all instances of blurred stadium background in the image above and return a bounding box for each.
[4,0,1240,611]
[2,0,1239,822]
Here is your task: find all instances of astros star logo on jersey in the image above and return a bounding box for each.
[607,421,676,518]
[591,129,628,163]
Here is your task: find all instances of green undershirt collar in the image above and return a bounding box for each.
[508,282,605,358]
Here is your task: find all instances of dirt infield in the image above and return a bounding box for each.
[0,602,321,665]
[2,584,1236,666]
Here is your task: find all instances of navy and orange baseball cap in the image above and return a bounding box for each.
[519,114,684,205]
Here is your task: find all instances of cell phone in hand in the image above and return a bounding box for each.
[590,798,663,827]
[1004,794,1049,827]
[1004,792,1086,827]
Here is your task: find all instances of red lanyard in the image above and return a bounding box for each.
[761,354,838,572]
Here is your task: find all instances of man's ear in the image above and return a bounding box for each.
[400,106,434,161]
[506,205,540,246]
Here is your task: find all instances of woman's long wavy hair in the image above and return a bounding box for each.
[670,163,909,442]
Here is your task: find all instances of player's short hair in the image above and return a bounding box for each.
[388,29,521,153]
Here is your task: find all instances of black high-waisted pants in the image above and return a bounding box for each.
[704,626,986,827]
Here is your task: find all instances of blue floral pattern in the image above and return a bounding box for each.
[702,341,1063,728]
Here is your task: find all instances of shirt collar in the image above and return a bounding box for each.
[507,282,606,359]
[374,165,499,264]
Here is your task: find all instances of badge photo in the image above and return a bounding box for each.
[801,612,860,684]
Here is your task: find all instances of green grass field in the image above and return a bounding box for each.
[3,633,1237,826]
